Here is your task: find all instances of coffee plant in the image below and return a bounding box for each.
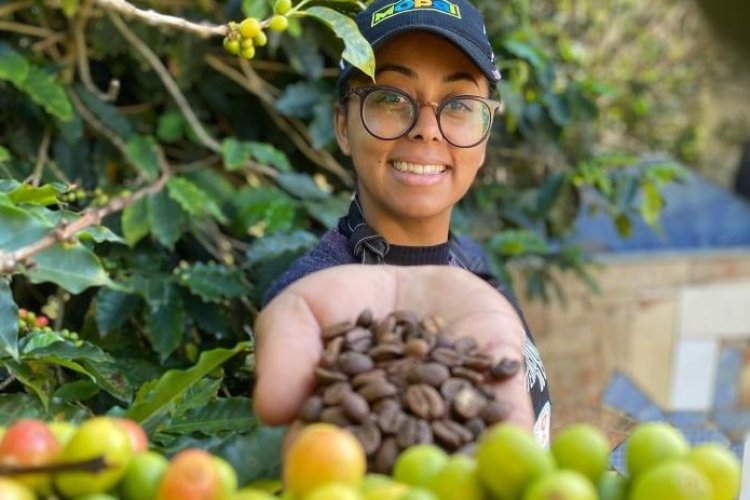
[1,0,684,486]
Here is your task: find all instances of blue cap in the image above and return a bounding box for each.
[337,0,502,96]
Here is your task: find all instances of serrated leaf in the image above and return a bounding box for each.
[489,230,550,257]
[156,111,184,143]
[303,6,375,79]
[0,278,19,361]
[0,44,29,86]
[175,262,250,303]
[79,359,132,402]
[536,172,565,215]
[121,197,150,246]
[74,85,134,139]
[164,397,255,434]
[167,177,226,223]
[213,426,284,486]
[21,66,73,122]
[310,98,335,149]
[124,135,160,181]
[247,230,317,265]
[7,183,63,205]
[78,225,125,244]
[27,242,112,293]
[0,204,54,251]
[221,138,250,171]
[95,288,140,333]
[0,394,45,424]
[124,343,250,432]
[276,172,328,201]
[54,380,99,403]
[275,82,321,118]
[148,190,186,249]
[3,358,53,410]
[171,378,221,416]
[144,280,185,362]
[247,142,291,171]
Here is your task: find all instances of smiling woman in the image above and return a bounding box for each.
[258,0,552,445]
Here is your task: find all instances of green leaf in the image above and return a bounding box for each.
[276,172,328,201]
[503,40,547,74]
[303,6,375,79]
[78,225,126,244]
[167,177,226,223]
[95,288,140,333]
[163,397,255,434]
[7,183,63,206]
[0,44,29,86]
[247,230,317,265]
[124,135,161,181]
[121,197,150,246]
[0,394,44,424]
[276,82,321,118]
[640,180,663,226]
[144,280,185,362]
[221,138,250,171]
[171,378,221,416]
[148,190,186,249]
[310,98,335,149]
[489,230,550,257]
[0,204,54,251]
[536,172,565,215]
[214,426,284,486]
[175,262,251,303]
[21,66,73,122]
[54,380,99,403]
[124,343,250,432]
[28,242,112,293]
[2,358,54,410]
[0,146,10,163]
[74,86,134,139]
[247,142,292,172]
[543,92,571,126]
[156,111,185,143]
[79,359,132,402]
[242,0,270,19]
[0,278,19,361]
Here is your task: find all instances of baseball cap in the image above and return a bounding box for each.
[337,0,502,97]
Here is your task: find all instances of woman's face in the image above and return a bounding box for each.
[335,31,491,244]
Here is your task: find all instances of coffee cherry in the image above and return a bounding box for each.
[239,17,262,39]
[253,31,268,47]
[274,0,292,15]
[240,45,256,60]
[268,14,289,32]
[223,37,240,55]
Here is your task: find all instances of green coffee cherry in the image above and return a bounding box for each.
[239,17,262,39]
[241,38,254,50]
[274,0,292,15]
[223,37,241,55]
[240,45,256,60]
[252,31,268,47]
[268,14,289,32]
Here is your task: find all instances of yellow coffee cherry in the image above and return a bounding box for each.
[253,31,268,47]
[268,14,289,32]
[240,45,256,60]
[241,38,254,50]
[239,17,262,39]
[274,0,292,15]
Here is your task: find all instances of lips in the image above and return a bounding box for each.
[391,160,448,175]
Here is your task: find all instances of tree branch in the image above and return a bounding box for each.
[0,175,170,275]
[91,0,226,38]
[74,0,120,102]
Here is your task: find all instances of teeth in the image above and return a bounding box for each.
[392,161,446,174]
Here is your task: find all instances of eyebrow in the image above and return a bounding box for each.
[375,64,479,87]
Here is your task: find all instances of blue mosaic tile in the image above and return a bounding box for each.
[602,372,665,421]
[681,427,731,447]
[730,440,746,461]
[668,411,709,429]
[714,409,750,435]
[712,345,743,410]
[609,441,628,475]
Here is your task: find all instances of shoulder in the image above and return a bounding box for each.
[261,229,355,306]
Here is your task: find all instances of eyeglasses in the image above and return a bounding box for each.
[344,85,503,148]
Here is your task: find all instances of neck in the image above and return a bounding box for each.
[357,196,451,246]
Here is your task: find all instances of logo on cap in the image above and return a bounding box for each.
[371,0,461,27]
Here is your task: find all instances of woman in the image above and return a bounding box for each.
[254,0,551,445]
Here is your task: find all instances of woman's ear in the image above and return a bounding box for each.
[334,103,351,156]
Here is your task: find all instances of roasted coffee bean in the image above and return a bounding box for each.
[404,338,431,359]
[464,354,494,371]
[407,362,450,387]
[322,381,352,406]
[351,368,386,388]
[374,315,397,340]
[358,380,398,402]
[452,366,485,385]
[431,347,464,367]
[321,336,345,368]
[322,320,353,340]
[341,391,370,423]
[478,384,497,400]
[432,420,474,450]
[404,384,446,420]
[345,327,373,352]
[314,367,347,385]
[440,377,471,402]
[369,343,405,361]
[375,399,406,434]
[348,420,381,456]
[420,315,445,335]
[453,336,478,354]
[380,358,418,379]
[490,358,521,380]
[337,351,374,375]
[372,437,399,474]
[297,395,323,422]
[480,400,511,425]
[465,418,486,439]
[320,407,351,426]
[356,308,373,328]
[396,417,433,448]
[452,387,487,420]
[378,332,402,344]
[435,333,454,348]
[392,309,419,327]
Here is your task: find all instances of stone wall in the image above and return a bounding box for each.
[514,250,750,438]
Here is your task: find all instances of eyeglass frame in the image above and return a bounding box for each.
[341,84,505,148]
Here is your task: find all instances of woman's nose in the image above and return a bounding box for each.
[407,105,443,142]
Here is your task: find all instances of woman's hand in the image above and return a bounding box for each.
[252,265,534,430]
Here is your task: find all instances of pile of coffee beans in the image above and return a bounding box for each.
[293,309,521,473]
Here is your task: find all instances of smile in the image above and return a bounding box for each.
[391,161,447,175]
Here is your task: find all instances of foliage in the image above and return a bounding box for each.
[0,0,682,483]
